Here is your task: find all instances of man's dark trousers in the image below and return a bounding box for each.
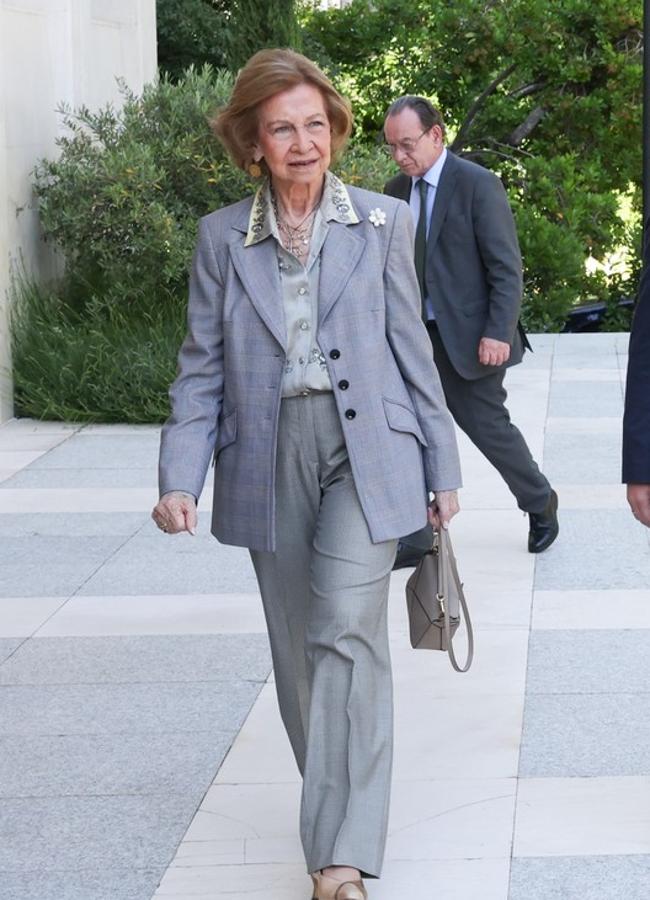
[427,322,550,513]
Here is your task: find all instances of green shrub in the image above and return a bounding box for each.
[34,66,248,316]
[11,275,183,423]
[335,140,395,193]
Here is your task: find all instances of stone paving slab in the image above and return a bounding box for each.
[553,353,621,369]
[0,731,235,797]
[0,512,149,537]
[0,638,22,664]
[550,367,622,381]
[546,416,621,433]
[0,535,132,597]
[519,693,650,777]
[513,776,650,857]
[0,430,73,451]
[29,434,161,470]
[1,487,160,514]
[0,450,43,469]
[0,634,271,685]
[547,380,624,417]
[543,431,622,483]
[3,468,160,488]
[532,589,650,630]
[0,794,198,871]
[526,630,650,694]
[0,420,79,434]
[0,596,66,637]
[1,869,163,900]
[0,681,262,735]
[32,592,268,637]
[534,509,650,590]
[78,530,259,596]
[510,856,650,900]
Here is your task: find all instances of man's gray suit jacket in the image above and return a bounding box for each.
[158,185,462,552]
[385,152,528,380]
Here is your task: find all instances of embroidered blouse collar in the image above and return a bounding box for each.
[245,171,359,247]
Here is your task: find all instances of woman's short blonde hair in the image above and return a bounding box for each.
[211,48,353,174]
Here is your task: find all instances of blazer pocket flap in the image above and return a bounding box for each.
[214,408,237,456]
[382,398,428,447]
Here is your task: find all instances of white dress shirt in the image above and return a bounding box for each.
[409,148,448,321]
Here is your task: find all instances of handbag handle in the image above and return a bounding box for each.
[437,528,474,673]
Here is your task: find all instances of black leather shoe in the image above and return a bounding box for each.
[528,489,559,553]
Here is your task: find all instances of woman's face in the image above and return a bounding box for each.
[254,82,332,190]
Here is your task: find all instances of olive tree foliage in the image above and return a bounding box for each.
[157,0,231,81]
[157,0,302,80]
[227,0,302,71]
[302,0,643,329]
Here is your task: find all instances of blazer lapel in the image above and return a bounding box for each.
[229,236,287,352]
[318,223,366,326]
[426,155,459,254]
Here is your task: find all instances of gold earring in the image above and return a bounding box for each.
[248,162,262,178]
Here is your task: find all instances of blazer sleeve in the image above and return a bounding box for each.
[383,201,462,492]
[623,258,650,483]
[158,216,225,500]
[472,172,524,344]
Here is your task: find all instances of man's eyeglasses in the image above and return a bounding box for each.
[382,128,430,157]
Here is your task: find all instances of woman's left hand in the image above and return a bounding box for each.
[428,490,460,531]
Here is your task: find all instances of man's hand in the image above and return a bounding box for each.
[478,337,511,367]
[627,484,650,528]
[152,490,198,535]
[428,490,460,531]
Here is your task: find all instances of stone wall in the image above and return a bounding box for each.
[0,0,157,422]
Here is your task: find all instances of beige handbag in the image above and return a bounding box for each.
[405,528,474,672]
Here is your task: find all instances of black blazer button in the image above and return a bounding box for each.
[338,379,349,390]
[329,349,341,360]
[345,409,356,420]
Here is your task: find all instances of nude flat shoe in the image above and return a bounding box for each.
[315,872,367,900]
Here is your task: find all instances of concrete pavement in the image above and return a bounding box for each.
[1,332,649,899]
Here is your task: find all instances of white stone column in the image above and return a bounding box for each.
[0,0,157,422]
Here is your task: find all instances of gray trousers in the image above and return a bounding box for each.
[427,322,551,513]
[250,394,397,878]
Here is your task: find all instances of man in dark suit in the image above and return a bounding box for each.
[623,229,650,527]
[384,95,558,552]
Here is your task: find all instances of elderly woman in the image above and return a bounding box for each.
[153,49,461,900]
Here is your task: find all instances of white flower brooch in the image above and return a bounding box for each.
[368,207,387,227]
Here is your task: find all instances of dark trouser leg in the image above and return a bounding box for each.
[427,323,551,513]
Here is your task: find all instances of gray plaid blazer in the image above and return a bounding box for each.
[159,182,461,552]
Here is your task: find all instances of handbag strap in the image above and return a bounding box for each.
[437,528,474,672]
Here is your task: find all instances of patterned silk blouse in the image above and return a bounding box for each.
[244,171,360,397]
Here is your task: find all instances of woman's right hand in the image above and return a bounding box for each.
[428,490,460,531]
[152,491,198,535]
